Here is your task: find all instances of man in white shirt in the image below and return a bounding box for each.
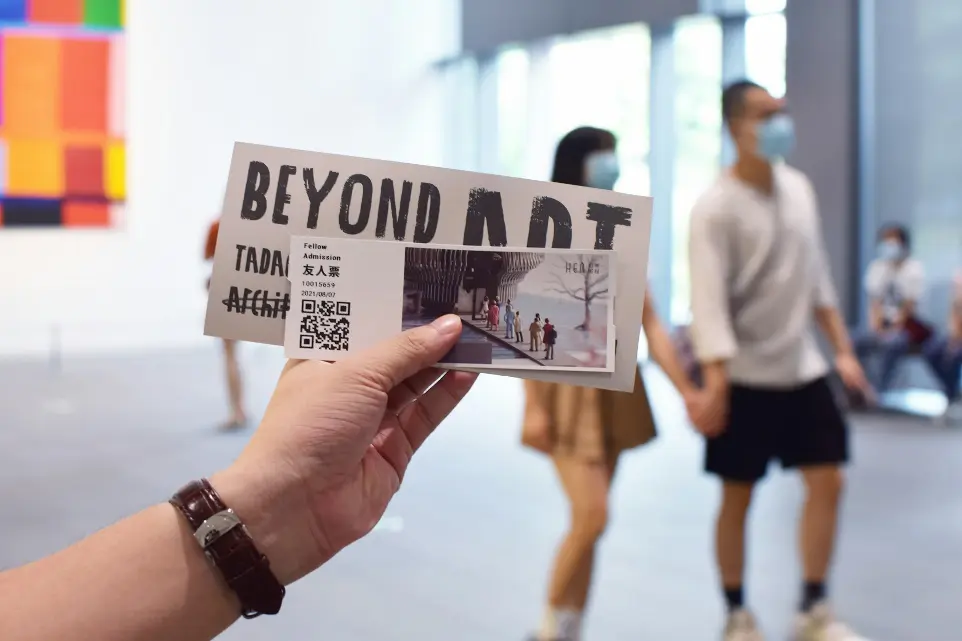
[854,224,927,391]
[688,80,872,641]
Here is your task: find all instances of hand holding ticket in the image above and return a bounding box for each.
[285,237,617,373]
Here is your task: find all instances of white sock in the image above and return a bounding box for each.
[539,607,583,641]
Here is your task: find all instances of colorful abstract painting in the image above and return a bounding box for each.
[0,0,124,229]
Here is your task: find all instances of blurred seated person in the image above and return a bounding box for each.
[854,224,928,393]
[922,269,962,416]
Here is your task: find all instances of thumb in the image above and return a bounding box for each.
[343,314,463,392]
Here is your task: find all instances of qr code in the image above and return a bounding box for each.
[298,299,352,351]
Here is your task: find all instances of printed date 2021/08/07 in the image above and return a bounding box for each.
[302,290,335,298]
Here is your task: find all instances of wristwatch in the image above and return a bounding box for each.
[170,479,285,618]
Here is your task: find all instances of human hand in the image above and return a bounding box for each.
[211,315,477,586]
[687,385,728,437]
[681,388,706,426]
[835,352,874,403]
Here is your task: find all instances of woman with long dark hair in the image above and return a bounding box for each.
[523,127,702,641]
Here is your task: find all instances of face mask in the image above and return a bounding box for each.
[584,151,620,190]
[877,240,904,261]
[757,113,796,160]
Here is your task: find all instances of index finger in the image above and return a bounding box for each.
[397,369,478,451]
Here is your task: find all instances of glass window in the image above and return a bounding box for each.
[495,48,531,178]
[745,12,787,97]
[671,15,723,324]
[864,0,962,323]
[441,57,480,172]
[491,24,651,194]
[746,0,787,15]
[543,24,652,194]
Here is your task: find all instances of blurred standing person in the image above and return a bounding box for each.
[205,219,247,430]
[853,224,928,392]
[923,268,962,420]
[523,127,704,641]
[505,299,515,339]
[515,310,525,344]
[688,81,872,641]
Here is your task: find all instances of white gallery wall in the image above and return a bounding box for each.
[0,0,459,357]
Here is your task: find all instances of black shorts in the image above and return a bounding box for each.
[704,376,849,483]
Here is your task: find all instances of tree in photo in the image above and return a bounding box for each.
[548,255,609,331]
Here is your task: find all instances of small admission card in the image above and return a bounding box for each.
[285,236,618,373]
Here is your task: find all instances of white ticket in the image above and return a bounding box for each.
[204,143,653,392]
[285,236,619,374]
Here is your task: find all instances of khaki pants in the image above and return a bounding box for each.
[531,334,541,351]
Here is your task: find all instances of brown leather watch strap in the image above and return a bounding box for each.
[170,479,285,618]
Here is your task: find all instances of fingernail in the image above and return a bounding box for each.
[431,314,462,337]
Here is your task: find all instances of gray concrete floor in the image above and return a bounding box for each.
[1,343,961,640]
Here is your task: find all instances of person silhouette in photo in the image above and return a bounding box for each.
[543,319,556,360]
[505,299,515,339]
[481,296,490,327]
[204,219,247,431]
[515,311,525,344]
[530,313,544,352]
[488,298,500,332]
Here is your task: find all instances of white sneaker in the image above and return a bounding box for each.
[723,609,765,641]
[935,399,961,426]
[793,602,868,641]
[945,399,962,423]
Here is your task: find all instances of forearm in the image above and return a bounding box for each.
[0,502,239,641]
[815,306,854,356]
[868,302,883,332]
[949,308,962,342]
[646,321,696,396]
[701,361,729,393]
